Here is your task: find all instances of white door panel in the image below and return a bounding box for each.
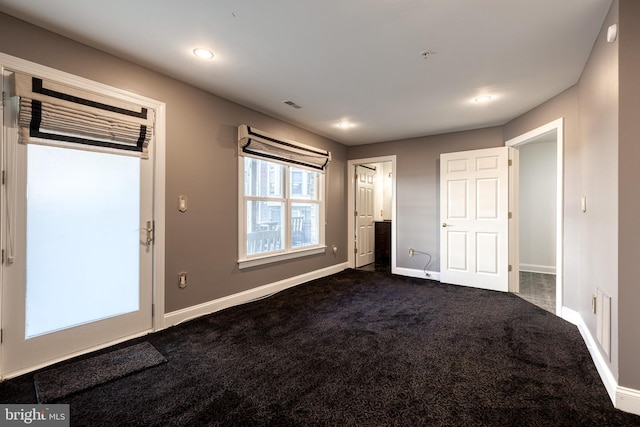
[447,231,468,271]
[447,180,468,219]
[440,147,510,291]
[476,232,499,274]
[355,165,375,267]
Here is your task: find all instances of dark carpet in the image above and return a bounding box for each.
[1,269,639,426]
[34,341,166,403]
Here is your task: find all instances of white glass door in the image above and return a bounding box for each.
[1,132,154,377]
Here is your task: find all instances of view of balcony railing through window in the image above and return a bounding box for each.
[244,157,321,256]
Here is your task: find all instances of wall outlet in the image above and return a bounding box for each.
[409,248,414,257]
[332,245,338,255]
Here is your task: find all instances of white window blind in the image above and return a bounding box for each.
[238,124,331,171]
[12,71,154,158]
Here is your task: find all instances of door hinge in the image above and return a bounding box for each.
[1,328,3,344]
[354,247,358,254]
[1,91,5,108]
[2,170,5,185]
[508,212,512,219]
[1,249,4,264]
[354,210,358,217]
[145,220,155,246]
[508,159,513,166]
[508,265,513,272]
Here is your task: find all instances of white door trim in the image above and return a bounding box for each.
[505,118,564,314]
[347,156,396,272]
[0,53,166,377]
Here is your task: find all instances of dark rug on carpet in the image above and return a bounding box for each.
[34,341,166,403]
[2,269,639,426]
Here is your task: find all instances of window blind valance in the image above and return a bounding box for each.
[238,124,331,171]
[13,72,154,158]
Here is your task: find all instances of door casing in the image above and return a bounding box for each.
[347,156,396,271]
[506,118,564,315]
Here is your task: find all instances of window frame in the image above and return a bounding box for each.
[238,156,326,269]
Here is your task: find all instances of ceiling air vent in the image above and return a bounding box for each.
[283,100,302,109]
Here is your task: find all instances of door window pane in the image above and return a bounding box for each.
[26,145,140,338]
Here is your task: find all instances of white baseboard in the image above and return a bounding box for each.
[562,307,640,416]
[617,387,640,415]
[393,267,440,282]
[164,262,349,328]
[562,307,617,402]
[520,263,556,274]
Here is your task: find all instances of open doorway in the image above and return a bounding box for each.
[506,119,564,315]
[347,156,397,272]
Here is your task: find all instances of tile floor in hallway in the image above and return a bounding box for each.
[516,271,556,314]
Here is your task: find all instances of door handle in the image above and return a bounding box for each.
[442,223,449,228]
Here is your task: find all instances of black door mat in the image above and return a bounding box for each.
[34,341,167,403]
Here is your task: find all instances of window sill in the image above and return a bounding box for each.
[238,246,326,269]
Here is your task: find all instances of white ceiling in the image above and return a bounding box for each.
[0,0,612,145]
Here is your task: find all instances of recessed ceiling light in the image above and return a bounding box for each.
[474,95,493,103]
[193,48,214,60]
[337,121,352,129]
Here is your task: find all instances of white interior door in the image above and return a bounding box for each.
[440,147,510,291]
[1,86,154,378]
[355,165,375,267]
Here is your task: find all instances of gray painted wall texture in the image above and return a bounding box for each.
[518,140,556,272]
[577,0,619,381]
[618,0,640,389]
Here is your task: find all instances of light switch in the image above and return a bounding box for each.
[178,271,187,288]
[178,195,188,212]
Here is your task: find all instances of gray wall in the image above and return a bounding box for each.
[347,127,504,271]
[505,1,638,388]
[577,0,619,376]
[518,140,557,273]
[0,12,349,314]
[618,0,640,390]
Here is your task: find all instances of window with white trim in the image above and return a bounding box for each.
[237,125,329,268]
[239,157,324,266]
